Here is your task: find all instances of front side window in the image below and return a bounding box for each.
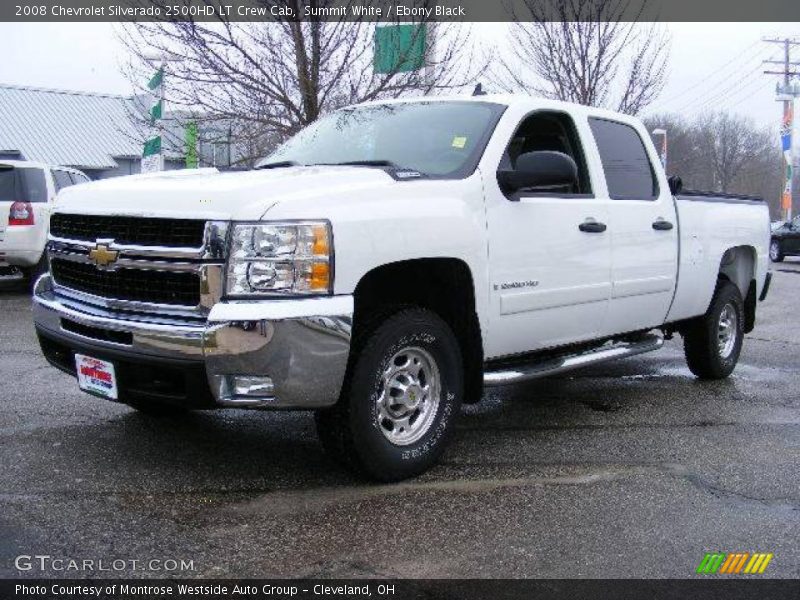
[259,101,505,178]
[589,118,658,200]
[499,110,593,196]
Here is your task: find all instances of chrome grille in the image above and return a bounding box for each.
[47,216,228,320]
[51,258,201,306]
[50,214,207,248]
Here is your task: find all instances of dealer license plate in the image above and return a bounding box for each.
[75,354,118,400]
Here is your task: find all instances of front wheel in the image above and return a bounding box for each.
[683,280,744,380]
[769,239,784,262]
[315,308,463,482]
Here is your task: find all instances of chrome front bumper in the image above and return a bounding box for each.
[32,275,352,409]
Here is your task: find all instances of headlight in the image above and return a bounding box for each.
[225,221,332,296]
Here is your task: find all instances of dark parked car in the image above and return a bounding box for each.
[770,217,800,262]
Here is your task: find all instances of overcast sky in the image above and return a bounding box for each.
[0,22,798,133]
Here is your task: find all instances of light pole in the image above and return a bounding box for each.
[652,128,668,173]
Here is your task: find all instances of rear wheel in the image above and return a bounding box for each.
[315,308,463,482]
[769,239,784,262]
[683,280,744,380]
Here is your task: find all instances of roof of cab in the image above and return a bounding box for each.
[344,93,640,124]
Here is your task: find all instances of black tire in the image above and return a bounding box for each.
[769,239,784,262]
[315,308,463,482]
[683,280,744,380]
[126,399,188,417]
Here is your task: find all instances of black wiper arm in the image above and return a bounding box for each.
[312,159,399,168]
[255,160,301,170]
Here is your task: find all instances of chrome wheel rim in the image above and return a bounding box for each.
[376,346,441,446]
[770,241,779,261]
[717,303,738,359]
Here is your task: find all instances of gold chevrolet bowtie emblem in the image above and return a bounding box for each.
[88,244,119,267]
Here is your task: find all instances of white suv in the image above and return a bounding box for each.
[0,160,90,285]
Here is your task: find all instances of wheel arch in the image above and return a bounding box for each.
[717,245,757,333]
[352,257,484,404]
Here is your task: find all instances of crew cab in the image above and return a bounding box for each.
[0,160,90,284]
[32,95,771,481]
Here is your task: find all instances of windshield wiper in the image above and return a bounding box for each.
[255,160,301,170]
[311,160,427,177]
[312,160,400,169]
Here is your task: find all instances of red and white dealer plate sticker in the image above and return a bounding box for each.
[75,354,118,400]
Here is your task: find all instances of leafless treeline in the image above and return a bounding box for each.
[645,112,784,217]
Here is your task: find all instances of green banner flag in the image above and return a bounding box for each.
[148,67,163,91]
[150,100,162,123]
[374,24,426,74]
[185,121,198,169]
[142,136,161,158]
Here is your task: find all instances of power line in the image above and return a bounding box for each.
[649,39,761,109]
[672,58,771,114]
[727,79,772,110]
[650,46,774,114]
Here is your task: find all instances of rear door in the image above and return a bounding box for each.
[587,117,678,335]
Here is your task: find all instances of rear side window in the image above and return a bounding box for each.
[52,170,74,192]
[0,167,48,203]
[589,118,658,200]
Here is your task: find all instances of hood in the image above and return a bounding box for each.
[53,166,401,221]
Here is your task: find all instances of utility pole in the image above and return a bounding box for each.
[764,38,800,220]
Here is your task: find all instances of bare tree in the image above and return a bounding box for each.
[491,0,670,115]
[645,112,784,217]
[118,1,481,165]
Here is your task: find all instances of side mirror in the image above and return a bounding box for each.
[668,175,683,195]
[497,151,578,195]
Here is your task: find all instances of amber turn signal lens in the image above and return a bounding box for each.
[309,262,330,291]
[312,224,329,256]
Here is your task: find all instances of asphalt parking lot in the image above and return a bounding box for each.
[1,265,798,580]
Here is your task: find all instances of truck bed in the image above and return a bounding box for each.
[665,190,770,324]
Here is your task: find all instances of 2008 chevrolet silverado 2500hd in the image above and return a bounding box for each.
[32,95,771,481]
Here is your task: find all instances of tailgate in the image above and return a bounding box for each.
[0,165,49,248]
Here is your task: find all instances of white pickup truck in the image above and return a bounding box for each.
[32,95,771,481]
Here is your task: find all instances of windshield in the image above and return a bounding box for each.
[259,101,504,177]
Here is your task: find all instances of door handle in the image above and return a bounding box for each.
[652,219,674,231]
[578,220,607,233]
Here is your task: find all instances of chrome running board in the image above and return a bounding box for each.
[484,333,664,386]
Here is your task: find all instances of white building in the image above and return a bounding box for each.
[0,83,234,179]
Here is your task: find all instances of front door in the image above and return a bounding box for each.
[484,110,612,359]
